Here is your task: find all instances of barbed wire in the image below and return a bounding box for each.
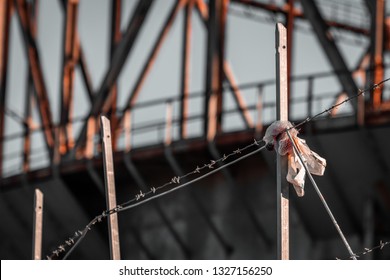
[290,77,390,132]
[337,240,390,260]
[46,77,390,259]
[47,139,267,260]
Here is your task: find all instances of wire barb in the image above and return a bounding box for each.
[288,77,390,132]
[337,240,390,260]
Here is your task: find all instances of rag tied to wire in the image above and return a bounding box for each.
[263,121,327,197]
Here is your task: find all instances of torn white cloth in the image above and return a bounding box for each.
[263,121,326,197]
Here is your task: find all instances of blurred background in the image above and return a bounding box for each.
[1,0,390,259]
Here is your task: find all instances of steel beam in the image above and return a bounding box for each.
[59,0,79,155]
[22,0,38,173]
[109,0,122,64]
[300,0,359,109]
[285,0,294,115]
[70,0,154,158]
[0,0,12,177]
[386,18,390,51]
[15,0,55,159]
[104,0,122,148]
[196,0,254,131]
[179,0,193,139]
[115,0,186,137]
[204,0,227,141]
[59,0,93,103]
[365,0,385,109]
[78,49,93,102]
[23,81,33,172]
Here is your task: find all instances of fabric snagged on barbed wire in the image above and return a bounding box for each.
[263,121,326,197]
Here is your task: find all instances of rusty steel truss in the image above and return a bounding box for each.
[1,0,389,182]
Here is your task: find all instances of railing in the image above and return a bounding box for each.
[1,68,389,178]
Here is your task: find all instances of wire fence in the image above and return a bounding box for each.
[47,139,266,259]
[46,77,390,260]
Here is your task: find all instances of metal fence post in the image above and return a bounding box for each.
[101,115,121,260]
[275,23,289,260]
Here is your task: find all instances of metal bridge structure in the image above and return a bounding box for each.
[1,0,390,259]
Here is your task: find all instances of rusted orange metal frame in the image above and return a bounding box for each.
[195,0,254,131]
[70,0,154,159]
[203,0,226,141]
[115,0,187,142]
[116,0,254,146]
[369,0,385,109]
[0,0,12,177]
[106,0,122,149]
[286,0,294,117]
[15,0,55,159]
[59,0,79,155]
[56,0,93,106]
[58,0,93,103]
[179,0,193,139]
[23,0,39,172]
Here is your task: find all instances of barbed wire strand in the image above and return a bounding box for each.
[47,77,390,260]
[290,77,390,132]
[48,140,266,260]
[286,130,357,260]
[337,240,390,260]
